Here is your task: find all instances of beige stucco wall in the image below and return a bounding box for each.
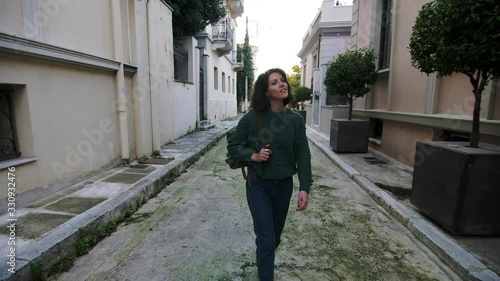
[0,1,24,35]
[129,1,153,158]
[0,57,122,199]
[144,0,175,148]
[0,0,175,207]
[41,0,114,58]
[124,75,136,158]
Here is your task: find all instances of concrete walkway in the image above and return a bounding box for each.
[0,118,498,280]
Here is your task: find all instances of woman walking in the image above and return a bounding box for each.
[227,68,313,280]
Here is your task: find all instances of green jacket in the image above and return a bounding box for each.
[227,109,312,193]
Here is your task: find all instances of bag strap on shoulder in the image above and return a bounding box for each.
[245,112,264,185]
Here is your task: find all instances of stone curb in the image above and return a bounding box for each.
[307,131,500,281]
[0,123,237,281]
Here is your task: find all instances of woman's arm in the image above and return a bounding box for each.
[294,116,313,193]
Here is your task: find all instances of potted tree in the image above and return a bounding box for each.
[409,0,500,234]
[293,86,312,121]
[324,47,378,153]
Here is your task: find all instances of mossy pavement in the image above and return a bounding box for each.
[1,117,498,281]
[53,136,463,281]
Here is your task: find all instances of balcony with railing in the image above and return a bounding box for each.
[232,51,244,71]
[212,19,233,55]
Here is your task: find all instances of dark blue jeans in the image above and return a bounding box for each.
[246,170,293,281]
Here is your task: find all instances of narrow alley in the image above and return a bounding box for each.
[51,138,460,281]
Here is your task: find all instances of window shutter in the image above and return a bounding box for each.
[378,0,393,70]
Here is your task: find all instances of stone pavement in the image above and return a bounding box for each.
[306,129,500,281]
[0,117,498,281]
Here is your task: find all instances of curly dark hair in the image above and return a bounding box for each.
[250,68,294,112]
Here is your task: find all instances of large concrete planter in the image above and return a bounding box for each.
[329,119,369,153]
[410,141,500,235]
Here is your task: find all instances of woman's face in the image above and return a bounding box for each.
[267,72,289,100]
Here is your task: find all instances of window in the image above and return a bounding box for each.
[222,72,226,92]
[378,0,393,70]
[370,118,384,140]
[302,64,307,85]
[173,47,188,81]
[228,76,231,93]
[214,67,218,90]
[0,90,21,161]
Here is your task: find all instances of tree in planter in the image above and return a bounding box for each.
[293,86,312,110]
[409,0,500,235]
[409,0,500,148]
[324,47,377,120]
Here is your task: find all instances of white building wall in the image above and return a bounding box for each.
[173,82,197,138]
[201,16,238,124]
[150,1,175,147]
[130,1,153,158]
[207,52,238,123]
[297,1,353,135]
[173,36,198,138]
[321,1,353,22]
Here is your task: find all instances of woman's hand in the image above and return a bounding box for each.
[296,190,309,211]
[251,145,272,162]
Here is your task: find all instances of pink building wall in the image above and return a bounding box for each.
[372,121,433,167]
[388,1,428,113]
[352,0,500,167]
[437,74,475,116]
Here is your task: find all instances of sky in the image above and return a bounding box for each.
[235,0,353,75]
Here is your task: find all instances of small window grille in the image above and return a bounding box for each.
[0,90,21,161]
[174,47,188,81]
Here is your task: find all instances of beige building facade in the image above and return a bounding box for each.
[350,0,500,167]
[0,0,244,210]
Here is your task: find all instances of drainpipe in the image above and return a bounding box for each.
[202,53,209,120]
[147,0,160,150]
[111,0,130,165]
